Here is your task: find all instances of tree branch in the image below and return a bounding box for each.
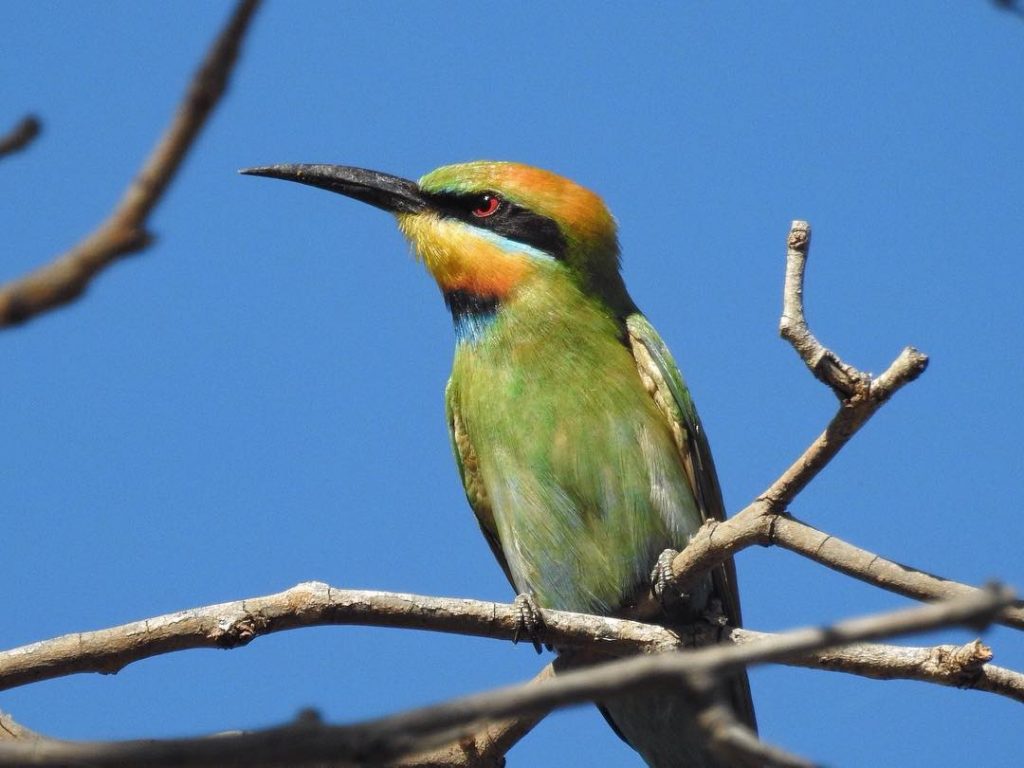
[0,115,41,161]
[663,509,1024,632]
[0,711,40,742]
[0,583,667,693]
[778,221,866,398]
[770,514,1024,629]
[385,664,555,768]
[653,221,941,610]
[732,629,1023,703]
[0,588,1011,768]
[769,220,929,505]
[3,583,1022,706]
[0,0,260,328]
[696,688,814,768]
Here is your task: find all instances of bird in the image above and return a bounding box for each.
[242,160,756,767]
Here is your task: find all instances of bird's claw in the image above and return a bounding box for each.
[651,548,688,608]
[513,593,545,654]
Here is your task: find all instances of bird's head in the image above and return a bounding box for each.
[241,160,635,318]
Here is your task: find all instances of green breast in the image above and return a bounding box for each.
[449,276,704,614]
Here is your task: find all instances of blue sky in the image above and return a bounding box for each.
[3,2,1023,765]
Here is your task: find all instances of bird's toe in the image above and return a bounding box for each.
[513,593,545,654]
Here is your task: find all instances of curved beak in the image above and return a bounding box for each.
[240,163,428,214]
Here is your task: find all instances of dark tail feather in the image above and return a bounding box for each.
[599,669,756,768]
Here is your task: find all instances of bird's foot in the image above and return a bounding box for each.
[650,548,688,608]
[513,593,545,654]
[702,597,728,628]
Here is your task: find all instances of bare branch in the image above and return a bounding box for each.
[662,509,1024,633]
[0,0,260,328]
[0,582,670,693]
[732,629,1024,703]
[770,514,1024,630]
[778,220,929,406]
[652,220,930,608]
[0,115,41,160]
[768,223,928,506]
[386,664,555,768]
[4,581,1021,705]
[0,665,552,768]
[778,221,866,398]
[2,584,1017,767]
[0,711,40,742]
[0,588,1010,768]
[697,691,814,768]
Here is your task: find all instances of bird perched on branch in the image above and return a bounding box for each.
[242,160,755,767]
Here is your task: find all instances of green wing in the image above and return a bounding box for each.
[625,312,757,730]
[445,378,516,589]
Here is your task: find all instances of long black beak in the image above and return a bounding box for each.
[240,163,428,214]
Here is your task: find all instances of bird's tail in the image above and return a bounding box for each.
[597,668,755,768]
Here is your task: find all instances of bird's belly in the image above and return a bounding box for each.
[458,357,704,615]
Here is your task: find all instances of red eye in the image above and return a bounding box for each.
[472,195,500,217]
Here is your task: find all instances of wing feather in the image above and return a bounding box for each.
[626,312,756,730]
[445,379,516,588]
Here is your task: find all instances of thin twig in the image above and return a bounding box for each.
[0,115,41,160]
[731,629,1023,703]
[770,514,1024,629]
[660,508,1024,633]
[0,588,1010,768]
[656,220,928,602]
[0,0,260,327]
[768,221,928,506]
[778,221,866,397]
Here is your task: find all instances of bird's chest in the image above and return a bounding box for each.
[450,328,692,613]
[453,330,636,465]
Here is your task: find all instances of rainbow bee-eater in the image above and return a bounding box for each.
[242,161,756,767]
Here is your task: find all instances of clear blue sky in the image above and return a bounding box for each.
[3,3,1023,765]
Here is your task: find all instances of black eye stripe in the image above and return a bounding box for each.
[425,192,567,261]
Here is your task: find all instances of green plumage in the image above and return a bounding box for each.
[446,265,755,767]
[446,269,707,616]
